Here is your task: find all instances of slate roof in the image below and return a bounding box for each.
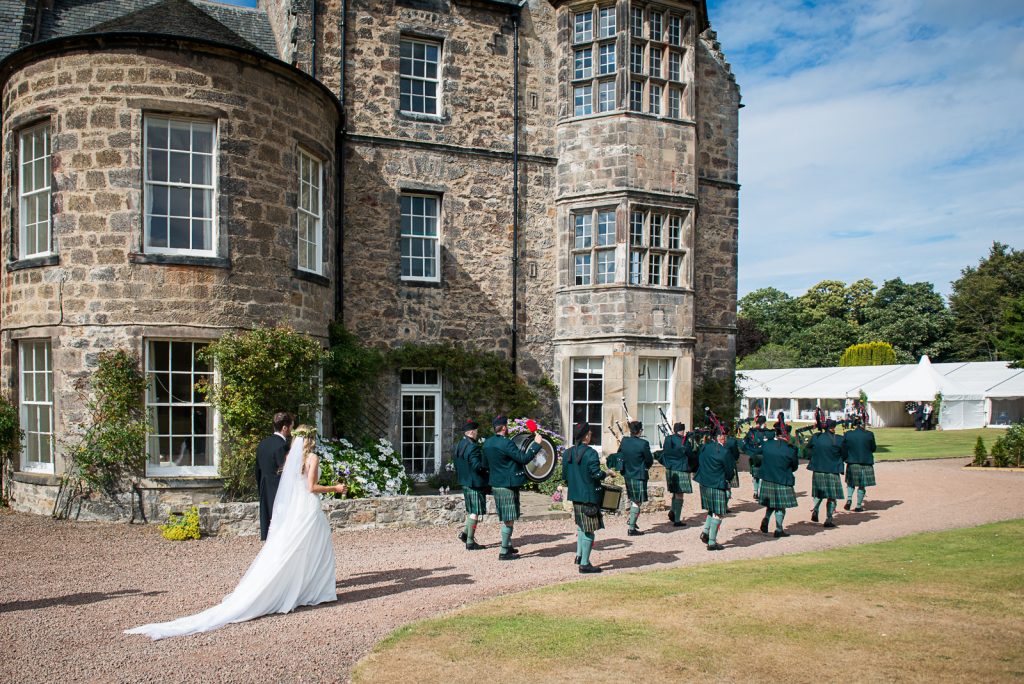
[0,0,279,61]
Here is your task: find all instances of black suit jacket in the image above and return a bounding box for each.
[255,434,289,521]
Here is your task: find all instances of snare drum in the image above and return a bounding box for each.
[599,483,623,512]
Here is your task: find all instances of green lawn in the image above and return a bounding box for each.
[354,520,1024,683]
[784,424,991,461]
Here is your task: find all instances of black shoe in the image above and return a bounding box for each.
[574,554,581,565]
[579,564,602,574]
[811,511,819,523]
[627,528,644,536]
[465,541,485,551]
[726,507,732,514]
[668,510,675,523]
[673,521,686,528]
[458,531,467,542]
[707,543,725,551]
[844,500,852,511]
[700,532,709,544]
[498,551,520,561]
[506,546,519,555]
[774,530,790,538]
[854,507,864,512]
[823,520,836,528]
[760,518,769,534]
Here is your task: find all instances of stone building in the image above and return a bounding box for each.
[0,0,739,516]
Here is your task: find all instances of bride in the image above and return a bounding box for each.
[126,426,346,640]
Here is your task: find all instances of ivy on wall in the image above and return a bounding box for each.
[0,393,23,506]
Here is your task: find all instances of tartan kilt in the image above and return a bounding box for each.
[573,502,605,534]
[492,487,521,522]
[666,469,693,494]
[758,480,798,509]
[625,478,649,503]
[811,471,845,500]
[462,487,488,516]
[699,484,728,516]
[729,471,740,488]
[846,464,877,488]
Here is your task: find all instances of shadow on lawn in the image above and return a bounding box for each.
[0,589,166,614]
[336,566,474,603]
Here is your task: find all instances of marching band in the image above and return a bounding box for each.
[452,406,879,572]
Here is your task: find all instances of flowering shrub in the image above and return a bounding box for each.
[316,437,414,498]
[160,506,201,541]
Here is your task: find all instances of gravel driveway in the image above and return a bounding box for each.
[2,458,1022,684]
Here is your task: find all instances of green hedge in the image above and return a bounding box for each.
[840,341,897,366]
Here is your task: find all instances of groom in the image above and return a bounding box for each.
[255,412,293,541]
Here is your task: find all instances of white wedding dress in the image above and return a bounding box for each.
[126,436,337,640]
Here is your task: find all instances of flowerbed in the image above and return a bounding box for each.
[317,437,414,498]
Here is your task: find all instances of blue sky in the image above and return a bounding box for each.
[705,0,1024,297]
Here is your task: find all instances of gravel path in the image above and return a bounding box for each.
[2,459,1022,684]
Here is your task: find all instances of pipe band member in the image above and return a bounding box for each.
[742,415,772,499]
[842,418,876,511]
[694,429,736,551]
[454,419,489,550]
[723,425,742,511]
[749,425,800,537]
[484,415,542,560]
[656,422,693,527]
[611,420,654,536]
[561,422,608,573]
[807,419,846,527]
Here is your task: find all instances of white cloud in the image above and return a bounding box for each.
[708,0,1024,296]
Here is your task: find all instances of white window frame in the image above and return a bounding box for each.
[297,149,323,274]
[596,249,615,284]
[598,43,616,75]
[400,37,442,116]
[400,193,441,283]
[400,369,442,477]
[598,79,616,112]
[18,123,52,259]
[629,207,689,289]
[143,116,217,256]
[599,6,616,38]
[574,84,594,116]
[574,47,593,80]
[649,82,662,115]
[19,340,54,473]
[571,358,604,448]
[574,10,594,43]
[668,14,682,46]
[668,87,682,119]
[638,357,673,448]
[144,339,217,476]
[571,207,617,287]
[630,79,643,112]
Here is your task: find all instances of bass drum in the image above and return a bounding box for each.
[511,432,559,482]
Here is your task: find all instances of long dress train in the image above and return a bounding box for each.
[125,436,337,640]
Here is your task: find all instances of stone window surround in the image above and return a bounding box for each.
[565,2,694,123]
[397,183,443,286]
[397,27,447,124]
[5,111,57,270]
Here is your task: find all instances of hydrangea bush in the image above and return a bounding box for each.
[316,437,414,499]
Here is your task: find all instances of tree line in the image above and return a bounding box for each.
[738,242,1024,369]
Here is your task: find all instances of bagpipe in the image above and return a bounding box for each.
[510,418,559,483]
[774,411,791,442]
[657,406,674,442]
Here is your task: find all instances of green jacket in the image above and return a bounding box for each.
[742,427,773,467]
[453,436,488,489]
[694,441,736,490]
[655,433,690,471]
[611,436,654,481]
[842,427,876,465]
[757,438,799,486]
[561,444,607,504]
[484,434,541,488]
[807,432,845,474]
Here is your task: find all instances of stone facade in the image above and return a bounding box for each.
[0,0,738,520]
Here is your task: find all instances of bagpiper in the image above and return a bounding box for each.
[742,415,773,499]
[842,418,877,511]
[610,421,654,536]
[484,415,542,560]
[561,422,608,574]
[749,425,800,537]
[806,419,846,527]
[453,419,488,550]
[695,430,736,551]
[656,422,693,528]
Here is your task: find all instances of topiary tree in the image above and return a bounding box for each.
[840,341,897,366]
[973,436,987,467]
[199,327,327,501]
[0,393,24,506]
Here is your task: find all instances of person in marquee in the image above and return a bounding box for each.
[484,415,542,560]
[656,422,693,528]
[561,422,608,573]
[610,421,654,536]
[842,418,877,512]
[695,429,736,551]
[453,419,488,550]
[749,424,800,537]
[807,419,846,527]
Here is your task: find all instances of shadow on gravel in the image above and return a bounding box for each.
[336,567,474,604]
[0,589,166,614]
[863,499,903,511]
[599,550,680,571]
